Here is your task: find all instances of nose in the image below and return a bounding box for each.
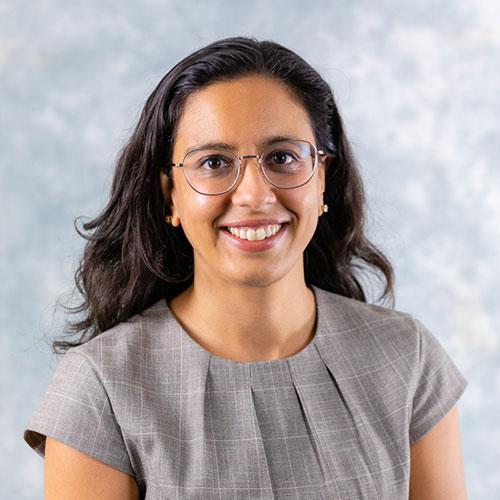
[230,156,277,209]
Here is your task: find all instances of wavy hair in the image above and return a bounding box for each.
[53,36,394,353]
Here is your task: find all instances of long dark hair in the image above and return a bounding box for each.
[53,36,394,353]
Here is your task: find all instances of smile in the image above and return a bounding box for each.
[227,224,282,241]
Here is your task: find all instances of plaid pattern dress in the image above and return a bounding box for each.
[25,286,467,499]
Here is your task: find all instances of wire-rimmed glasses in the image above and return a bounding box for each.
[167,139,325,196]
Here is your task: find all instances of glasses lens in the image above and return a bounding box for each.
[261,140,316,188]
[183,149,239,194]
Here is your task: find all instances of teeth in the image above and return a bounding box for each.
[228,224,282,241]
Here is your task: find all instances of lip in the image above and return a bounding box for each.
[220,223,287,252]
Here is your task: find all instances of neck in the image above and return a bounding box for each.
[169,266,317,362]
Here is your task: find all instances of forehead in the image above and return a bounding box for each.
[174,75,315,152]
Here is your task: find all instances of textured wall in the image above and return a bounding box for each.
[1,0,498,497]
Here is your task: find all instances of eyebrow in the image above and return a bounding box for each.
[184,135,301,155]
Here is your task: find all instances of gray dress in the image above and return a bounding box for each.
[24,286,467,499]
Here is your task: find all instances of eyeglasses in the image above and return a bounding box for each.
[167,139,325,196]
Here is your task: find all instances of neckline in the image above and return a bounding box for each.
[162,285,324,366]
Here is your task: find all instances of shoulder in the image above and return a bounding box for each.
[66,298,174,376]
[311,287,467,407]
[313,285,418,339]
[312,286,423,377]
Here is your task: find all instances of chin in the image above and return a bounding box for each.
[223,265,289,289]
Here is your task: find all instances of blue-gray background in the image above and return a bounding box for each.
[1,0,498,498]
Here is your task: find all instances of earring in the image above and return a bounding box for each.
[320,204,329,215]
[166,215,180,227]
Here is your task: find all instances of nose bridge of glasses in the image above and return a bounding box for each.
[236,154,267,180]
[238,154,261,163]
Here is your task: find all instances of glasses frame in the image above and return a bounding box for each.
[167,139,325,196]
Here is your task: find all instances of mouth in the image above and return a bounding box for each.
[219,221,288,252]
[226,223,283,241]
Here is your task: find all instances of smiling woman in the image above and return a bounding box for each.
[164,76,326,301]
[24,37,467,499]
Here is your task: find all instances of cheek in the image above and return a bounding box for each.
[285,189,321,244]
[192,195,228,220]
[286,187,320,218]
[173,172,218,220]
[177,190,228,240]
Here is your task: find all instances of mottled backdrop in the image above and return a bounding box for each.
[1,0,498,498]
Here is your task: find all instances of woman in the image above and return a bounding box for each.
[24,37,468,499]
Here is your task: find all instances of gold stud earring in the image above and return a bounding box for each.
[167,215,180,228]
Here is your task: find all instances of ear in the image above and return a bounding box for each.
[316,157,328,217]
[317,156,327,197]
[159,169,172,202]
[160,169,181,226]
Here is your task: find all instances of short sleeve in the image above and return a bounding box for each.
[409,318,468,445]
[23,350,134,476]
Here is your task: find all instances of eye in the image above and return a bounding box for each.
[267,150,297,165]
[197,154,234,170]
[263,149,300,172]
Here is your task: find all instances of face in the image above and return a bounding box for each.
[160,75,326,289]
